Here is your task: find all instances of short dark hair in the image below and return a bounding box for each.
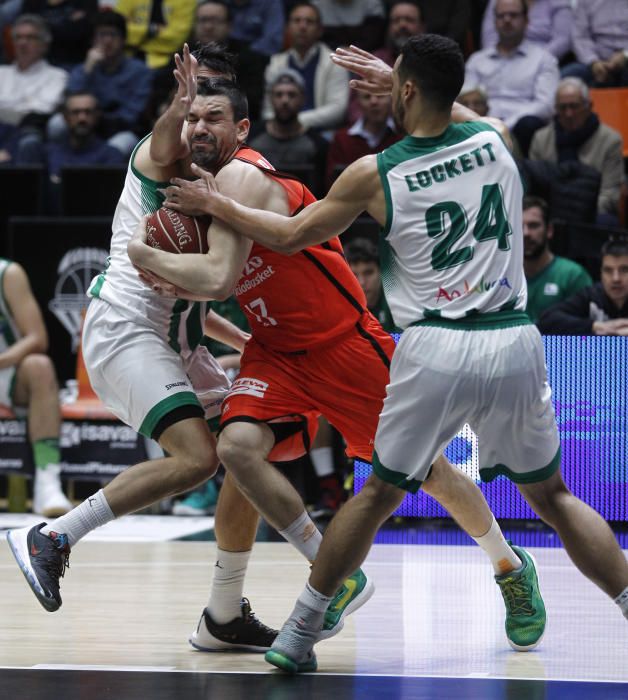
[522,195,550,226]
[93,9,127,40]
[196,78,248,121]
[601,237,628,258]
[495,0,528,16]
[64,90,100,109]
[345,238,379,267]
[389,0,422,17]
[398,34,464,113]
[193,42,238,82]
[197,0,232,22]
[289,2,322,25]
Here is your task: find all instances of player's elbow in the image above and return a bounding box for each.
[205,275,235,301]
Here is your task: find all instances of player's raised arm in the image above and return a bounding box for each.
[149,43,197,166]
[189,156,382,254]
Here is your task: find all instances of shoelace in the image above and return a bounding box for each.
[500,579,534,616]
[241,598,277,636]
[43,549,70,581]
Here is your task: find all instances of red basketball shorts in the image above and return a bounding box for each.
[219,312,394,462]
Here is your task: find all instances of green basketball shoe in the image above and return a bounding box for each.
[319,568,375,640]
[495,544,546,651]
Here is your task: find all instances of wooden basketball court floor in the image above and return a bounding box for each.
[0,513,626,700]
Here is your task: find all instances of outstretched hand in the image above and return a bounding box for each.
[172,43,198,114]
[161,163,221,217]
[331,45,393,95]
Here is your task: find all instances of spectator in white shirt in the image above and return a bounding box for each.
[262,2,349,131]
[0,14,68,164]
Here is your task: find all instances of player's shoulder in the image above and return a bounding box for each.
[217,156,283,208]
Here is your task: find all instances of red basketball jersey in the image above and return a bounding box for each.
[232,146,368,351]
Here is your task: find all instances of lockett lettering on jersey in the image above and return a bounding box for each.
[404,142,497,192]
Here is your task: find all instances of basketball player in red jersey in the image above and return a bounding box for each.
[129,76,543,652]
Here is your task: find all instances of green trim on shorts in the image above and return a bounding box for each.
[479,446,561,484]
[372,450,423,494]
[410,309,531,331]
[138,391,201,438]
[207,414,221,433]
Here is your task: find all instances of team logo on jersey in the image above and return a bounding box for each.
[435,275,512,302]
[48,247,109,351]
[235,255,275,296]
[228,377,269,399]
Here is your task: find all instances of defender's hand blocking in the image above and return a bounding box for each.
[172,43,198,115]
[162,163,221,217]
[331,45,393,95]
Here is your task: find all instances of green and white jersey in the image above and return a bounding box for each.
[0,258,20,354]
[87,136,211,357]
[377,121,527,329]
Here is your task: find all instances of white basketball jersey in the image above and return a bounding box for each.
[0,259,21,354]
[377,121,527,328]
[87,136,211,357]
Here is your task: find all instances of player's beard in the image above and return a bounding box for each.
[191,135,220,170]
[524,239,547,260]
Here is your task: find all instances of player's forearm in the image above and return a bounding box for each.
[204,310,250,352]
[210,194,328,254]
[149,104,189,166]
[130,243,234,300]
[0,335,47,370]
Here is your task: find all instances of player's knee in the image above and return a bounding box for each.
[216,433,255,476]
[519,475,571,524]
[177,450,218,489]
[362,474,405,513]
[19,354,57,389]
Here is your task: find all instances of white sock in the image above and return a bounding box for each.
[310,447,334,477]
[615,586,628,620]
[278,511,322,563]
[472,517,522,575]
[298,581,332,615]
[207,548,251,624]
[40,489,114,547]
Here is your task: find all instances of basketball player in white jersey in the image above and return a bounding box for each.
[160,35,628,672]
[5,44,280,652]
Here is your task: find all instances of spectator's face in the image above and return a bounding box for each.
[458,90,489,117]
[187,95,249,170]
[555,84,591,132]
[12,22,47,69]
[64,95,100,137]
[388,3,422,50]
[522,206,551,259]
[271,81,304,123]
[195,3,231,44]
[494,0,527,45]
[358,92,392,125]
[94,26,125,61]
[601,254,628,308]
[289,6,321,53]
[349,261,382,307]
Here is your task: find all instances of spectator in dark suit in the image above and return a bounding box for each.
[45,91,125,212]
[21,0,98,71]
[57,10,153,157]
[529,77,624,225]
[538,238,628,335]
